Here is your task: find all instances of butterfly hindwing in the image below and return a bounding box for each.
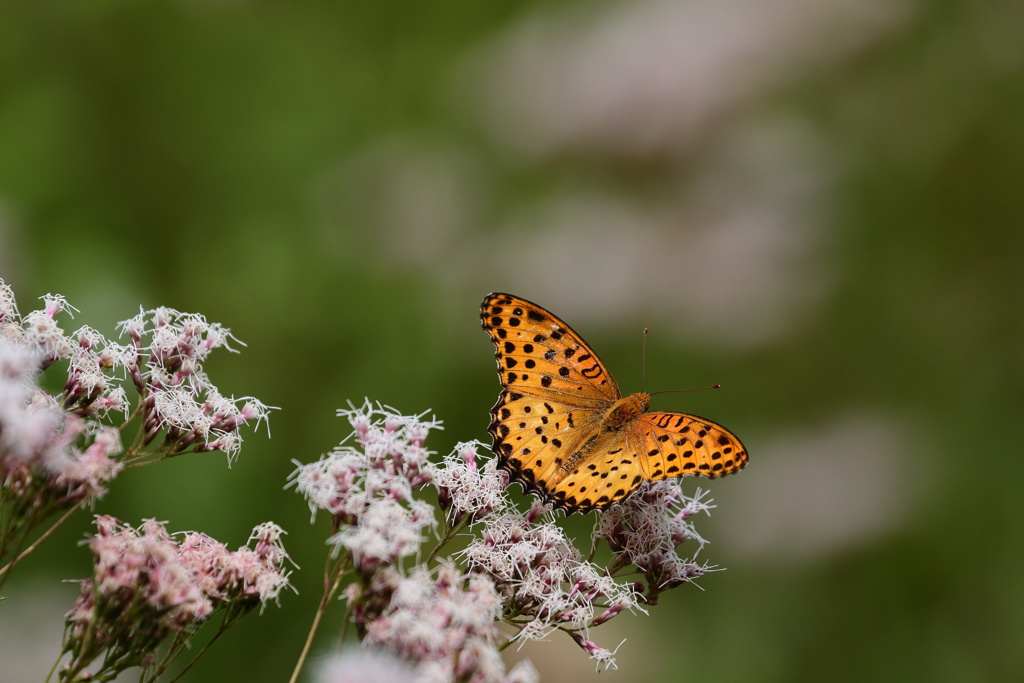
[487,390,603,501]
[548,433,648,513]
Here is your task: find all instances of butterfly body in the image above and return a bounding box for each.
[481,293,747,514]
[549,392,649,483]
[604,393,651,428]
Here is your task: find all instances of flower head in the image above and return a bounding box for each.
[571,633,624,672]
[0,281,18,330]
[360,562,509,681]
[290,400,440,525]
[115,306,272,462]
[62,515,292,679]
[0,337,121,506]
[330,497,437,576]
[57,425,123,500]
[21,294,77,365]
[596,481,715,600]
[430,441,511,523]
[459,506,643,668]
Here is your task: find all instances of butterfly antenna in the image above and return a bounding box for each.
[641,327,721,396]
[650,385,722,397]
[641,328,649,394]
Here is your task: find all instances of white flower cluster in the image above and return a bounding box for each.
[0,284,125,503]
[461,510,643,670]
[290,400,438,574]
[358,562,538,683]
[292,403,544,682]
[1,280,269,471]
[73,516,292,627]
[118,306,272,462]
[430,441,510,523]
[0,285,128,422]
[294,400,727,679]
[0,338,74,474]
[65,326,131,419]
[63,516,293,680]
[19,293,78,364]
[596,481,716,600]
[0,280,286,681]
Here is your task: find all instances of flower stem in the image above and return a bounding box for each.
[289,555,349,683]
[0,502,82,587]
[164,624,229,683]
[427,515,471,565]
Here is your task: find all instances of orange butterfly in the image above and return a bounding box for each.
[481,293,748,514]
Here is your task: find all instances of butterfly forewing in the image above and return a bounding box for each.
[481,293,620,407]
[482,293,616,503]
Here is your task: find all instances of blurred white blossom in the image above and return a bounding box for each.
[316,648,421,683]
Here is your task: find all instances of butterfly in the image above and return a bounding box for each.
[481,293,748,514]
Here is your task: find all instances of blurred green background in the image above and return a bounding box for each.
[1,0,1022,681]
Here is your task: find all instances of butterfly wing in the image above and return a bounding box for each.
[635,411,748,480]
[545,411,749,513]
[544,429,647,513]
[487,390,606,503]
[481,293,620,407]
[481,293,621,502]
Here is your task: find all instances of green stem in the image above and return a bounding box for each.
[289,555,349,683]
[44,651,62,683]
[426,515,471,565]
[163,624,231,683]
[0,502,83,586]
